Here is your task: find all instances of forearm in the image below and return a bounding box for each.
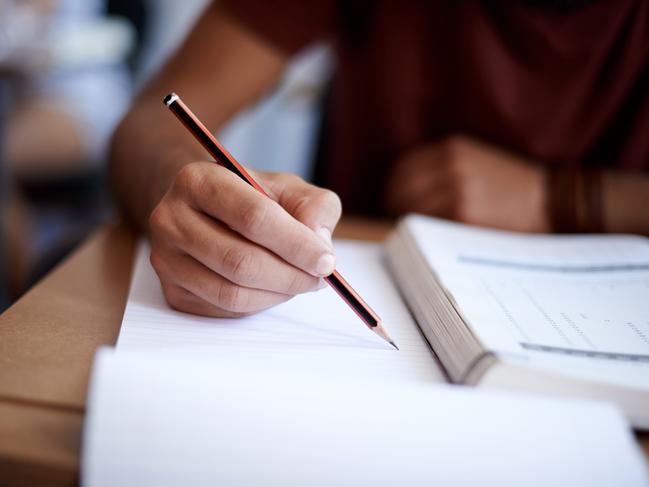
[603,170,649,235]
[109,6,286,230]
[545,166,649,236]
[109,99,203,229]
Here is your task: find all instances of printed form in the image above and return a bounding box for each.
[408,217,649,387]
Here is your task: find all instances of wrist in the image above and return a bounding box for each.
[148,142,204,210]
[527,164,551,233]
[545,167,604,233]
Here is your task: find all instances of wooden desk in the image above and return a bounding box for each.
[0,219,646,486]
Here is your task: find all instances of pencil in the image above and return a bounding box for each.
[163,92,398,350]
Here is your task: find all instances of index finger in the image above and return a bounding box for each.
[261,172,342,245]
[178,163,336,278]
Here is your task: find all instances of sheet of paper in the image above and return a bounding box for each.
[406,216,649,387]
[117,240,443,383]
[82,347,649,487]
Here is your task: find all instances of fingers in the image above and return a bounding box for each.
[149,162,341,318]
[260,172,342,245]
[407,186,456,217]
[387,145,455,216]
[158,201,322,294]
[160,283,245,318]
[388,167,450,214]
[176,163,336,277]
[151,240,294,315]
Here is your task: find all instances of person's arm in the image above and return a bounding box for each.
[601,171,649,235]
[110,6,341,318]
[385,135,649,235]
[111,7,287,227]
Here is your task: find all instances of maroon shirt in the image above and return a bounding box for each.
[223,0,649,216]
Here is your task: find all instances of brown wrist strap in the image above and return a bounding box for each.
[546,168,604,233]
[583,169,604,233]
[547,168,578,233]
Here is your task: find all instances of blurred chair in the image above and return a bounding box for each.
[1,0,134,294]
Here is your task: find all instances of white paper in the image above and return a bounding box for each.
[118,240,443,383]
[405,216,649,387]
[82,348,649,487]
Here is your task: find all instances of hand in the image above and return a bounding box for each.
[149,162,342,317]
[386,135,549,232]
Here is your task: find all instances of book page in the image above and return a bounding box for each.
[117,240,443,383]
[82,347,648,487]
[405,216,649,387]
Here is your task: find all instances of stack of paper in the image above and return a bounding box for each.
[81,237,649,485]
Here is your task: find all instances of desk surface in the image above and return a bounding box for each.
[0,219,647,486]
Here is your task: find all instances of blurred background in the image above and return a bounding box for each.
[0,0,332,311]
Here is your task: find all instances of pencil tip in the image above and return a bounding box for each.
[372,322,399,351]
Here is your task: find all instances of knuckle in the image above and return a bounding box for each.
[294,187,342,224]
[148,205,167,233]
[280,172,302,186]
[256,171,283,193]
[222,246,257,284]
[239,200,269,233]
[286,271,313,295]
[175,163,205,193]
[290,194,311,219]
[216,281,248,312]
[160,283,184,311]
[149,248,168,277]
[148,204,181,243]
[286,237,313,268]
[160,282,251,318]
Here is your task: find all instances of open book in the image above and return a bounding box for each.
[82,220,649,485]
[387,215,649,428]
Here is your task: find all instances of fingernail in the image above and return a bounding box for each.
[316,253,335,277]
[316,227,333,248]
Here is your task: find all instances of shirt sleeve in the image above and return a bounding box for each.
[221,0,337,55]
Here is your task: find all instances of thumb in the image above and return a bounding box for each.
[258,172,342,247]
